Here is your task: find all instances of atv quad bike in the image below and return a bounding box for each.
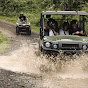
[40,11,88,54]
[16,21,31,35]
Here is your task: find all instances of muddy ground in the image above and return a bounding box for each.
[0,19,88,88]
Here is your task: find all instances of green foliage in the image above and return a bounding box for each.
[0,0,88,32]
[55,0,88,11]
[0,0,88,15]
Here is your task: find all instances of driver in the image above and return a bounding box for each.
[19,13,28,22]
[69,20,83,35]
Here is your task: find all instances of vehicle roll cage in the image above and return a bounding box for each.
[40,11,88,39]
[42,11,88,15]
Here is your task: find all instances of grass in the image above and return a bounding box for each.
[0,33,9,54]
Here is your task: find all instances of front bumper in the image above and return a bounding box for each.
[18,26,31,32]
[18,26,30,29]
[41,45,88,53]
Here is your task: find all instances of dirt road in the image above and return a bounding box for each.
[0,20,43,88]
[0,19,88,88]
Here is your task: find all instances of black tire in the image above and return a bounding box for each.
[28,27,31,35]
[29,29,31,35]
[16,27,20,35]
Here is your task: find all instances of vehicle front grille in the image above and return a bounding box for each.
[62,44,80,50]
[62,44,79,48]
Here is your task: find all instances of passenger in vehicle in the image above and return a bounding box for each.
[49,20,59,36]
[44,15,58,36]
[59,15,66,30]
[69,20,83,35]
[44,15,54,36]
[59,22,69,35]
[44,24,49,36]
[49,22,56,36]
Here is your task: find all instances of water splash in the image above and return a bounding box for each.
[0,43,88,88]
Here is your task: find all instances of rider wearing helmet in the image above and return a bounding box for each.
[19,13,27,22]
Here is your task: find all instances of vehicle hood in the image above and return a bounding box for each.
[44,35,88,42]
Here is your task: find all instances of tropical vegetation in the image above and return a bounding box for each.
[0,0,88,32]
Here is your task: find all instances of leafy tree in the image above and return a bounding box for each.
[53,0,88,11]
[0,0,88,17]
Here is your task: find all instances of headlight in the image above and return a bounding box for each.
[28,23,31,25]
[83,45,87,50]
[19,25,22,27]
[45,42,51,48]
[53,44,58,49]
[16,23,19,25]
[23,24,26,26]
[26,25,29,27]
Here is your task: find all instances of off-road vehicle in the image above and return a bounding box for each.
[16,21,31,35]
[40,11,88,54]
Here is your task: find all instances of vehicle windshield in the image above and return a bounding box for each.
[43,15,88,37]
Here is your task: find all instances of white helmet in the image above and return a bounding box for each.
[20,12,23,15]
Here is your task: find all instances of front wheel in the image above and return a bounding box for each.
[28,27,31,35]
[16,27,20,35]
[29,30,31,35]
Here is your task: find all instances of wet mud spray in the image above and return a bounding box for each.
[0,43,88,88]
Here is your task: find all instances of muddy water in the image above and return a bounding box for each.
[0,42,88,88]
[41,55,88,88]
